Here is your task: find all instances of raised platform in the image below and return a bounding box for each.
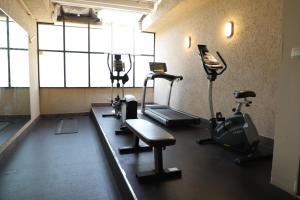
[91,106,297,200]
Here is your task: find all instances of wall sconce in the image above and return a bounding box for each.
[184,36,191,48]
[225,21,234,38]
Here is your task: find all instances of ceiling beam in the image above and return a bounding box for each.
[51,0,155,13]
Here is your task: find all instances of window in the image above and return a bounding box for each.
[10,50,30,87]
[90,53,111,87]
[90,26,111,53]
[135,32,154,55]
[0,16,29,87]
[65,53,89,87]
[65,26,88,51]
[0,50,8,87]
[38,22,155,88]
[39,51,64,87]
[0,19,7,47]
[135,56,154,87]
[9,21,28,49]
[38,24,63,50]
[112,25,134,54]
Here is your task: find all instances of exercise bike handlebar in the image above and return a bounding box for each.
[215,51,227,75]
[198,44,227,79]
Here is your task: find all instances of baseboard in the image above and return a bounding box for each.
[0,116,40,164]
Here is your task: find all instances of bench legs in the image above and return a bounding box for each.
[119,136,153,154]
[136,146,182,181]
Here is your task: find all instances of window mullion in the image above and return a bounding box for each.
[63,18,66,88]
[88,23,91,87]
[6,16,11,87]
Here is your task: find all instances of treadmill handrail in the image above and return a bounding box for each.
[146,72,183,82]
[141,72,183,113]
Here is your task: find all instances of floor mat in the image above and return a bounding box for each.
[55,118,78,135]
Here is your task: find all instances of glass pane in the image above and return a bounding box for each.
[0,50,9,87]
[9,21,28,49]
[10,50,30,87]
[135,56,154,87]
[135,32,154,55]
[66,53,88,87]
[39,51,64,87]
[90,53,111,87]
[0,21,7,47]
[65,26,88,51]
[90,27,111,53]
[39,24,63,50]
[112,25,134,54]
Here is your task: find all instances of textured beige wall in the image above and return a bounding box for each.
[153,0,283,138]
[0,88,30,115]
[40,88,154,114]
[271,0,300,196]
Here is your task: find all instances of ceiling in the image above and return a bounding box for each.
[20,0,160,22]
[51,0,158,13]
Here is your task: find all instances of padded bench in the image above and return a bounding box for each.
[119,119,182,181]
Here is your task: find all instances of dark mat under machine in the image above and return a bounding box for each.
[55,118,78,135]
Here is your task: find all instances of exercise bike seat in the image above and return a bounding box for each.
[233,90,256,98]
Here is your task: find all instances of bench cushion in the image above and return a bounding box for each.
[125,119,176,147]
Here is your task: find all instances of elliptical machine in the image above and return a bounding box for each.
[102,54,138,134]
[197,44,272,164]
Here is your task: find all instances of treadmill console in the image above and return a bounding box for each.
[149,62,167,73]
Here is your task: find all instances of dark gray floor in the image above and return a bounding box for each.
[0,117,30,145]
[93,106,298,200]
[0,116,121,200]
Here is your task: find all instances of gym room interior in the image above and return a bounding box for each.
[0,0,299,199]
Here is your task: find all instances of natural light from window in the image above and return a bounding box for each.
[38,9,154,88]
[97,9,143,25]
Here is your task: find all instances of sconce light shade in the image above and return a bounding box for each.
[185,36,191,48]
[225,21,234,38]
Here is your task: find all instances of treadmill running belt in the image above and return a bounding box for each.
[149,108,196,120]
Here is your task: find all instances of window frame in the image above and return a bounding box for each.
[37,22,155,88]
[0,16,29,88]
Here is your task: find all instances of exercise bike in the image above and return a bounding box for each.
[197,44,272,164]
[102,54,138,134]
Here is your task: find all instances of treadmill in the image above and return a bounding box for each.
[141,62,201,126]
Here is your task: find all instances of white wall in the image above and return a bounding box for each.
[271,0,300,196]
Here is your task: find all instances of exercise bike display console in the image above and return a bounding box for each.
[141,62,201,127]
[197,44,273,164]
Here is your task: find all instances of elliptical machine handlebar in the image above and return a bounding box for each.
[106,53,133,86]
